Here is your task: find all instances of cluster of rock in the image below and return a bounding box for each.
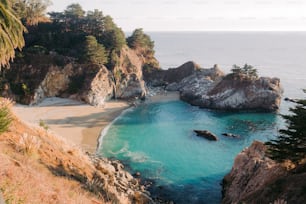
[89,156,153,203]
[222,141,306,204]
[2,46,147,106]
[194,129,240,141]
[146,61,283,112]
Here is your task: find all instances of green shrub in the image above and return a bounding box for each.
[39,120,49,130]
[0,99,12,134]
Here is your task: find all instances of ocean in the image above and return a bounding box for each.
[98,32,306,203]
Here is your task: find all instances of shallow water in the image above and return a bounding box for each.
[99,101,281,203]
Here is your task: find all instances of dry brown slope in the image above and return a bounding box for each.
[0,100,152,204]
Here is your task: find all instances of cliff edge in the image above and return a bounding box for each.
[222,141,306,204]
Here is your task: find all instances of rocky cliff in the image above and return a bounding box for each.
[181,74,282,111]
[2,46,147,106]
[146,62,282,111]
[222,141,306,204]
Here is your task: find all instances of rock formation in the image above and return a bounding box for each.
[146,63,282,112]
[222,133,240,138]
[143,61,201,87]
[113,47,147,100]
[222,141,306,204]
[194,130,218,141]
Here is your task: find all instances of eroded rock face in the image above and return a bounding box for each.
[222,141,287,204]
[3,47,148,106]
[144,61,201,87]
[181,75,282,111]
[114,47,147,100]
[80,66,114,107]
[32,64,73,105]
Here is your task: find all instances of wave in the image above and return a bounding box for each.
[96,107,135,153]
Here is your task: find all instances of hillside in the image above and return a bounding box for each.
[0,98,152,203]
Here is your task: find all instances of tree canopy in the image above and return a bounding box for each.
[11,0,51,26]
[266,93,306,164]
[84,35,108,66]
[127,28,159,68]
[0,0,26,68]
[27,4,126,66]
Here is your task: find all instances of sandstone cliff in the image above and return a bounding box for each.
[222,141,306,204]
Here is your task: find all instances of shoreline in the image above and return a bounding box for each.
[12,92,180,153]
[12,97,130,153]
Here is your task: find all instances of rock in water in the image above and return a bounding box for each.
[146,62,282,112]
[181,74,282,112]
[194,130,218,141]
[222,133,240,138]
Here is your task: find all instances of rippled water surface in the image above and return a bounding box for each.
[99,101,281,203]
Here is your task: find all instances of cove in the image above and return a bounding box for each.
[98,100,280,203]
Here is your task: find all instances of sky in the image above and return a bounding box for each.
[48,0,306,32]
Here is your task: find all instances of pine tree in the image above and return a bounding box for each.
[84,35,108,66]
[266,95,306,164]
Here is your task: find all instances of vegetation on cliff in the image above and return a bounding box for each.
[266,91,306,165]
[1,1,158,104]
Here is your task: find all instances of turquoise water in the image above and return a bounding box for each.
[99,100,281,203]
[99,32,305,203]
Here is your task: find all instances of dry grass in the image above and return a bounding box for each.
[0,100,108,204]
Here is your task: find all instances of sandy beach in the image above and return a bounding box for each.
[12,97,130,153]
[12,92,180,153]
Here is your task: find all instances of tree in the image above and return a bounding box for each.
[84,35,108,65]
[127,28,159,68]
[64,3,85,18]
[230,64,258,79]
[84,9,104,37]
[127,28,154,50]
[100,15,126,51]
[11,0,51,26]
[0,0,26,68]
[266,93,306,164]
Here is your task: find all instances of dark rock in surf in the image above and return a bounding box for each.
[222,133,240,138]
[194,130,218,141]
[284,97,297,103]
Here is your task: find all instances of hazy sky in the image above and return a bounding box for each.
[48,0,306,31]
